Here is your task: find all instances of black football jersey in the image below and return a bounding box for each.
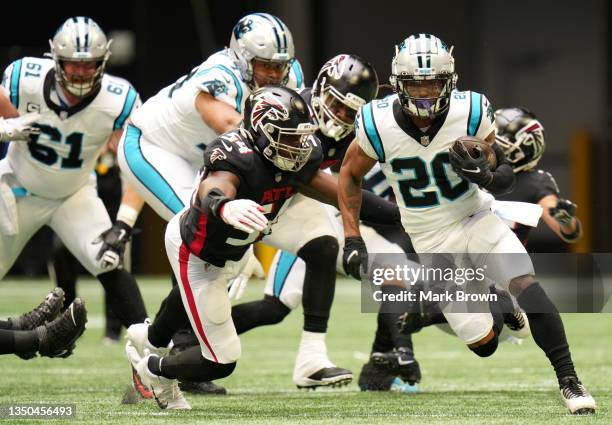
[496,169,560,244]
[299,88,353,170]
[180,129,324,266]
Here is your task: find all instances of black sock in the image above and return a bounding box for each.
[0,320,11,330]
[104,291,122,338]
[148,347,236,381]
[51,240,78,307]
[232,295,290,335]
[149,285,191,348]
[97,269,147,327]
[487,295,505,337]
[379,285,415,351]
[517,282,576,382]
[0,329,39,355]
[372,311,396,353]
[299,236,339,333]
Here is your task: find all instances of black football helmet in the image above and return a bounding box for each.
[494,107,545,173]
[312,54,379,141]
[243,86,318,172]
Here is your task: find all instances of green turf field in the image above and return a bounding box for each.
[0,277,609,424]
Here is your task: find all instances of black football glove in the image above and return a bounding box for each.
[343,236,368,280]
[93,220,133,269]
[449,142,493,187]
[549,198,577,227]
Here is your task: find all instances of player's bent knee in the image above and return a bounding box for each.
[211,361,237,380]
[469,336,499,357]
[509,274,536,297]
[297,235,339,264]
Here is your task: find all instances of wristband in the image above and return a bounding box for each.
[116,204,139,228]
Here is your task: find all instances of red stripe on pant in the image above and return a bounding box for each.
[178,242,219,362]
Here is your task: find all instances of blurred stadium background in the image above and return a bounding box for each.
[0,0,609,270]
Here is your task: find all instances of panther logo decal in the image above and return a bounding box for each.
[203,79,228,97]
[233,18,253,40]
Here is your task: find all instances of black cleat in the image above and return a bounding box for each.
[36,298,87,358]
[559,376,596,414]
[179,380,227,395]
[10,288,65,331]
[371,348,421,385]
[295,367,353,390]
[358,359,396,391]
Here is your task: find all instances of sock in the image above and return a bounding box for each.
[517,282,576,382]
[487,295,505,337]
[149,347,236,381]
[0,320,11,330]
[232,295,290,334]
[372,311,396,353]
[298,236,339,333]
[377,285,415,351]
[0,329,39,355]
[51,240,78,307]
[97,269,147,327]
[149,285,191,348]
[103,291,122,338]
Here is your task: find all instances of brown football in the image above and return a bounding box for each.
[452,136,497,170]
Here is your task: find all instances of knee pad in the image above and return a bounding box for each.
[469,336,499,357]
[200,280,232,325]
[297,235,339,264]
[262,295,291,324]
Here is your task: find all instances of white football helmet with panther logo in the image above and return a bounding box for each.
[48,16,112,97]
[229,13,295,88]
[390,34,457,119]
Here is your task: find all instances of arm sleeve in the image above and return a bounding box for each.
[359,190,401,225]
[534,170,560,201]
[1,60,20,108]
[194,66,243,113]
[484,143,515,195]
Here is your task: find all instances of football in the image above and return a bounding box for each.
[452,136,497,170]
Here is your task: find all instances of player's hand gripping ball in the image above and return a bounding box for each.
[449,136,496,187]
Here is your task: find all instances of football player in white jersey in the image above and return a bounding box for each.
[109,13,305,396]
[0,17,148,336]
[338,34,596,414]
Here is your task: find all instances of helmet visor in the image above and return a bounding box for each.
[252,58,291,86]
[265,122,317,171]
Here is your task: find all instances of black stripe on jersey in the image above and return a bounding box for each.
[392,98,449,146]
[43,70,100,118]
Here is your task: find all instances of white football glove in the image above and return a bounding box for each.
[0,112,41,142]
[220,199,268,233]
[227,247,265,300]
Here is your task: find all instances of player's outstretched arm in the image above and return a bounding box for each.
[539,195,582,243]
[195,91,242,135]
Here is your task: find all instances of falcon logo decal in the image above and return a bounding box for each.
[251,94,289,130]
[320,54,347,79]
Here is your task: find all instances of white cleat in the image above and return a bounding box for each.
[130,348,191,410]
[293,331,352,389]
[126,320,168,357]
[559,376,596,415]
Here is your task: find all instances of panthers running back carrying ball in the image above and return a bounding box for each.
[0,17,148,332]
[338,34,596,414]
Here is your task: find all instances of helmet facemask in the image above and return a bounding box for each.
[392,73,456,119]
[250,57,291,88]
[312,77,364,141]
[55,57,107,98]
[496,118,545,173]
[260,121,317,172]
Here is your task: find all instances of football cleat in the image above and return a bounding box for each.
[491,286,530,339]
[10,287,65,331]
[293,331,352,389]
[559,376,596,415]
[125,320,166,357]
[371,348,422,385]
[130,349,191,410]
[36,298,87,358]
[358,359,418,393]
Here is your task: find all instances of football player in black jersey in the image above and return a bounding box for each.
[229,54,390,389]
[123,86,402,409]
[494,107,582,244]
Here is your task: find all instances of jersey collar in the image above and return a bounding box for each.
[43,69,101,119]
[392,99,449,147]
